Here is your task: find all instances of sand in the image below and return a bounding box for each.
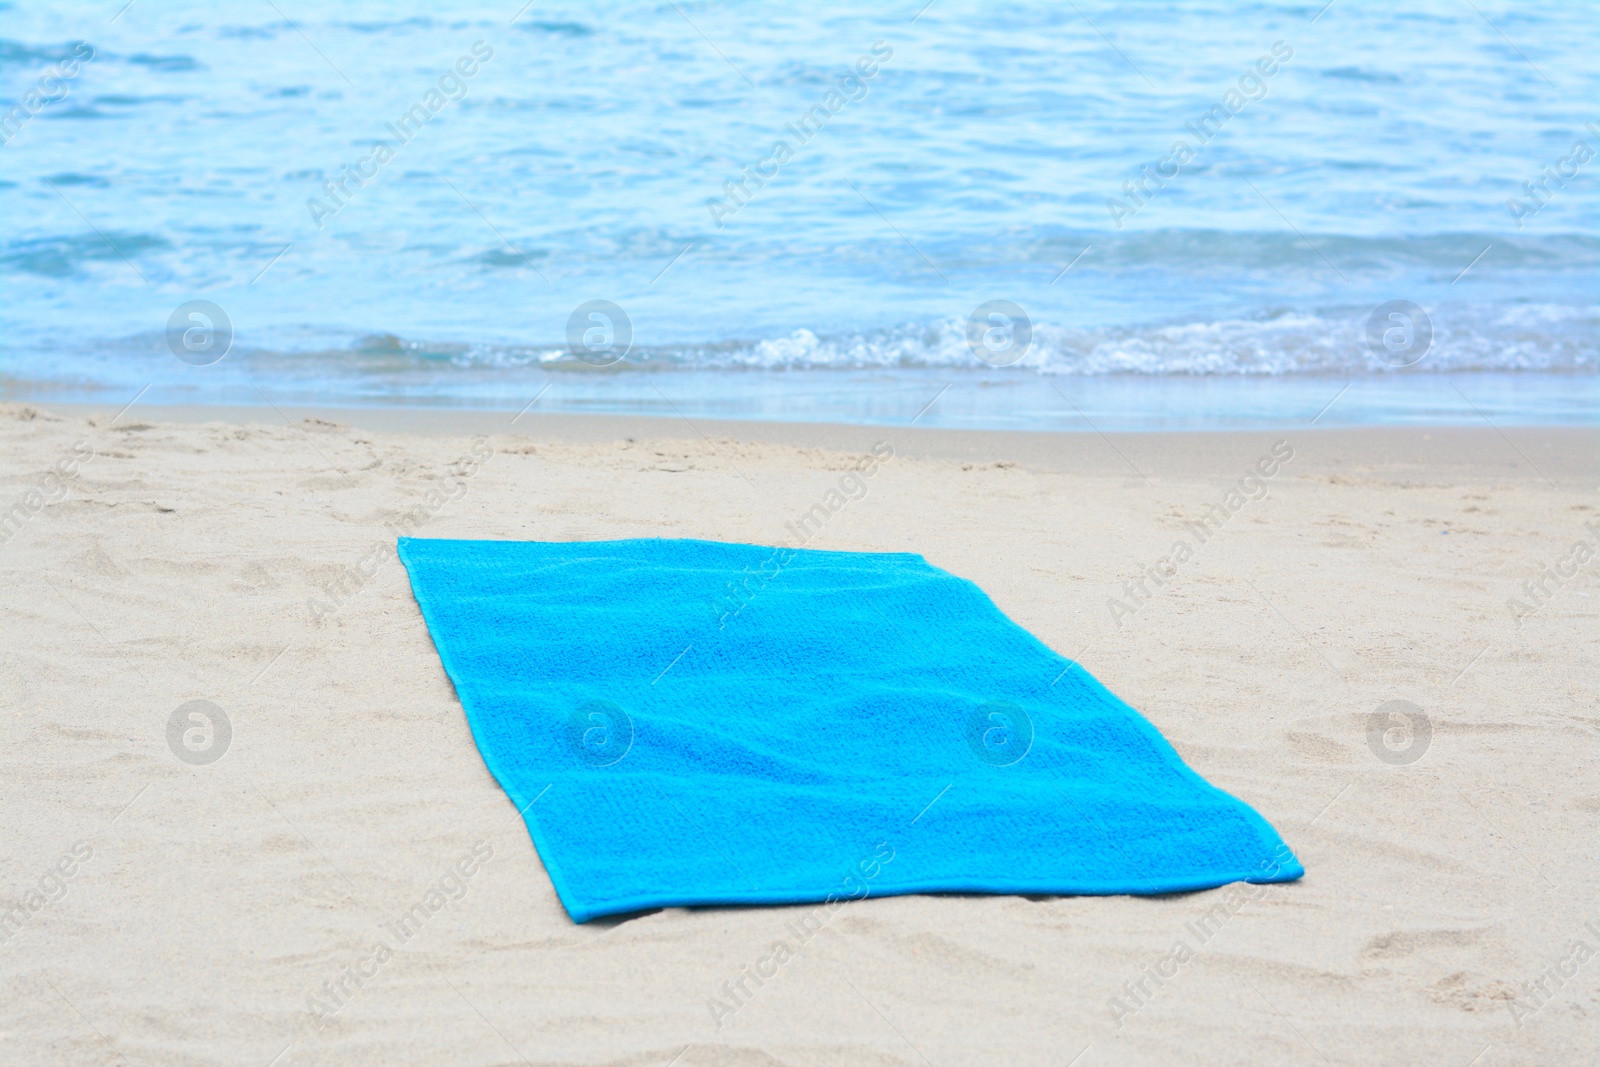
[1,400,1595,1066]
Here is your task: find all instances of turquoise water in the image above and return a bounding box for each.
[1,1,1595,427]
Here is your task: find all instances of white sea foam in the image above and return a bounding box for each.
[469,304,1594,376]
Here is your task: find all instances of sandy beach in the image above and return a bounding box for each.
[2,400,1595,1066]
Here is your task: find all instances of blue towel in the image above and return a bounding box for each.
[398,537,1302,922]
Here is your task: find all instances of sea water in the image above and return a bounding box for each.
[1,1,1594,429]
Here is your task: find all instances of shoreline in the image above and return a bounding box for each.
[5,369,1592,435]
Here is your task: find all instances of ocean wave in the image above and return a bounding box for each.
[0,38,85,68]
[438,305,1596,376]
[8,302,1588,380]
